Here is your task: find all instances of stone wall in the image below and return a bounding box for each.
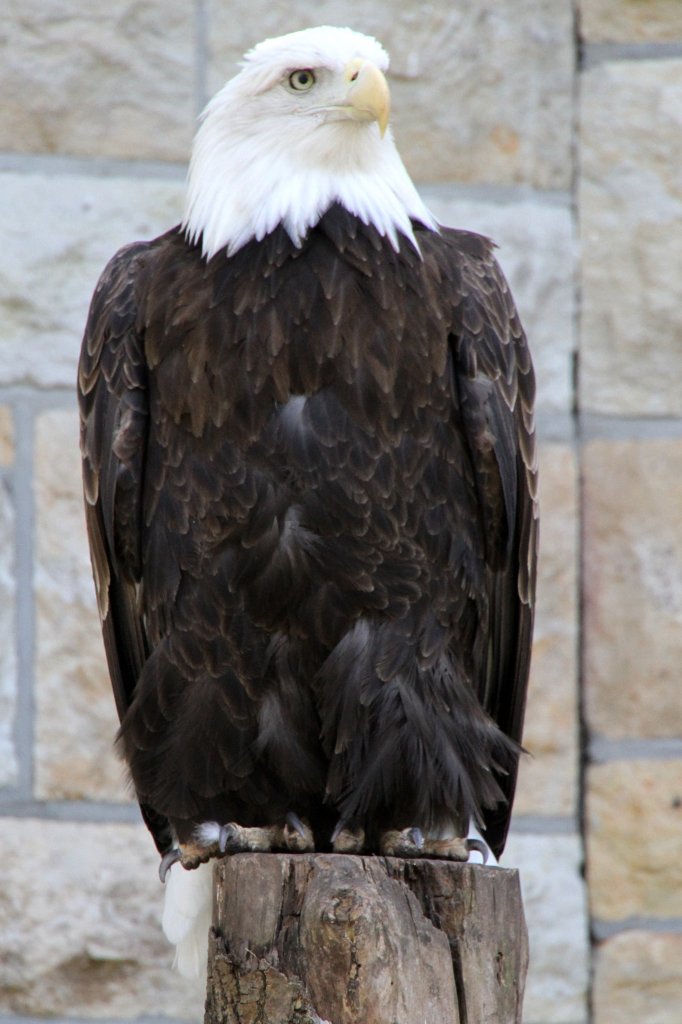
[0,3,679,1022]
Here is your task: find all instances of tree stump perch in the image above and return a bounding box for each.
[205,853,528,1024]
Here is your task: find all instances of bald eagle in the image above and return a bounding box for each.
[79,25,537,975]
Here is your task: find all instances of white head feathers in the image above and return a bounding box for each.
[183,25,438,259]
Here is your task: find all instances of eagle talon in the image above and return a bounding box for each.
[283,814,315,852]
[332,824,366,853]
[285,812,308,840]
[218,823,242,854]
[408,827,425,850]
[380,827,426,858]
[159,848,181,883]
[380,829,471,860]
[331,819,347,845]
[466,838,489,864]
[217,821,312,854]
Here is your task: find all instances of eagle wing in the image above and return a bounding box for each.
[78,242,172,854]
[437,228,538,856]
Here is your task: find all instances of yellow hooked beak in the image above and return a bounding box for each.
[343,59,390,137]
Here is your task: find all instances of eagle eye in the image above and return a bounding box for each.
[288,69,316,92]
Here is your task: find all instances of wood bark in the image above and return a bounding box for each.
[205,853,527,1024]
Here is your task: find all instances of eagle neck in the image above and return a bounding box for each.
[182,114,438,260]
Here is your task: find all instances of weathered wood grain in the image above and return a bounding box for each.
[205,853,527,1024]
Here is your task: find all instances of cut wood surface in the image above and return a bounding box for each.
[205,853,528,1024]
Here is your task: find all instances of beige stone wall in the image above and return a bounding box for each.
[1,3,679,1022]
[579,4,682,1021]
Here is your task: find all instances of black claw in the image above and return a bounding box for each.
[159,848,181,883]
[285,812,308,840]
[408,827,425,850]
[466,838,489,864]
[330,819,347,844]
[219,823,238,853]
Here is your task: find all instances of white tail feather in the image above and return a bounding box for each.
[162,860,213,979]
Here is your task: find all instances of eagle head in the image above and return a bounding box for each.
[183,25,436,259]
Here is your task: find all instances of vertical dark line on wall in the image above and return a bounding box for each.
[570,3,594,1022]
[575,368,593,1022]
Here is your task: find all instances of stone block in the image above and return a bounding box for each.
[0,819,204,1019]
[515,444,579,818]
[0,478,18,787]
[583,439,682,740]
[206,0,574,189]
[504,832,589,1023]
[580,59,682,415]
[1,1,194,160]
[0,406,13,466]
[34,408,126,800]
[587,760,682,921]
[580,0,682,43]
[425,193,575,414]
[0,171,184,388]
[593,931,682,1024]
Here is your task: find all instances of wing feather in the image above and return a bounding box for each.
[431,228,538,856]
[78,242,174,853]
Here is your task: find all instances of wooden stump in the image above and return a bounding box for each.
[205,853,528,1024]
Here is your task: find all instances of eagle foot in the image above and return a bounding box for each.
[175,842,216,871]
[332,825,366,854]
[380,827,425,857]
[218,819,315,855]
[283,813,315,852]
[380,828,470,860]
[422,836,470,860]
